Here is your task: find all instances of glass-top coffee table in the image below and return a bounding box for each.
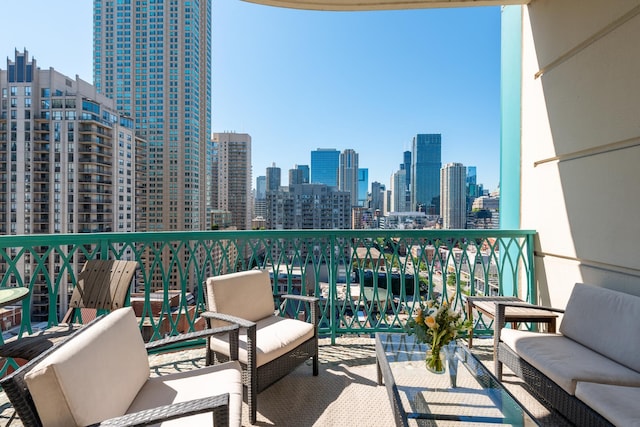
[376,333,539,426]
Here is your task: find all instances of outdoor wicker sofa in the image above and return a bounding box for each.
[495,283,640,427]
[204,269,319,425]
[0,307,243,427]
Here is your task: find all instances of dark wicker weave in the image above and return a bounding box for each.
[92,395,230,426]
[0,314,241,427]
[494,302,613,427]
[202,294,319,425]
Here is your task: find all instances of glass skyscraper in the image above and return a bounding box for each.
[358,168,368,207]
[311,148,339,187]
[93,0,212,231]
[411,134,442,214]
[402,150,411,191]
[297,164,310,184]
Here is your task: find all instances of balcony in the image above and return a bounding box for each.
[0,229,559,424]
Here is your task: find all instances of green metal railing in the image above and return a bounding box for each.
[0,229,535,370]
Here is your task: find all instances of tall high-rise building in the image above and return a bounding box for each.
[0,50,139,319]
[212,132,252,230]
[254,175,267,219]
[266,184,351,230]
[391,169,408,212]
[266,163,281,191]
[440,162,467,229]
[357,168,368,207]
[93,0,212,232]
[466,165,479,214]
[289,167,304,186]
[256,176,267,200]
[311,148,339,187]
[297,164,310,183]
[339,149,359,206]
[411,134,441,214]
[370,181,386,214]
[402,150,411,191]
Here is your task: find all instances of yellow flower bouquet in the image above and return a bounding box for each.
[406,297,472,373]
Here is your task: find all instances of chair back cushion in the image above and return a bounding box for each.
[25,307,149,427]
[206,269,275,322]
[559,283,640,372]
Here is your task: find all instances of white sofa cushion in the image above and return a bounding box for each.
[24,307,149,427]
[127,360,243,427]
[206,269,275,322]
[575,382,640,427]
[560,283,640,372]
[501,328,640,395]
[209,315,314,367]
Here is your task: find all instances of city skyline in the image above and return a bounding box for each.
[0,1,501,192]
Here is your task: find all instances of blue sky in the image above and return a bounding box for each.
[0,1,501,191]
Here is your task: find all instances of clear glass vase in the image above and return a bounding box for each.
[426,341,458,388]
[425,345,445,374]
[442,341,458,388]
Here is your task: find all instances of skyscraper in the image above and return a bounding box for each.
[254,175,267,219]
[339,149,359,206]
[297,164,310,183]
[370,181,386,214]
[440,162,467,229]
[289,167,304,186]
[311,148,339,187]
[256,176,267,200]
[0,50,138,319]
[411,134,441,214]
[402,150,412,191]
[466,165,479,216]
[391,169,408,212]
[93,0,212,231]
[213,132,252,230]
[266,163,281,191]
[267,184,351,230]
[357,168,368,207]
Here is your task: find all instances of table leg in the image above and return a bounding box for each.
[466,299,474,348]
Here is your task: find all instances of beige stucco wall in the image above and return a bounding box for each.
[519,0,640,305]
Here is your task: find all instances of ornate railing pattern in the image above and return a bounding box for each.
[0,230,535,370]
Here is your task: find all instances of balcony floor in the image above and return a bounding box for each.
[0,336,567,426]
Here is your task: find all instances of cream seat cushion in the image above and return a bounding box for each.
[24,307,149,427]
[501,328,640,395]
[575,382,640,427]
[127,360,243,427]
[210,315,314,367]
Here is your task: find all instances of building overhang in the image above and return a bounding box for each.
[241,0,530,11]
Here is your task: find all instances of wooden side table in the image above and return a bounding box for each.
[466,296,559,348]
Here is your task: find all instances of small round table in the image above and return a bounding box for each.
[0,287,30,345]
[0,287,30,308]
[0,287,29,307]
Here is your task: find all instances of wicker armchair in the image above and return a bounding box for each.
[0,307,243,427]
[204,269,319,424]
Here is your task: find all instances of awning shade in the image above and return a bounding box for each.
[241,0,530,11]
